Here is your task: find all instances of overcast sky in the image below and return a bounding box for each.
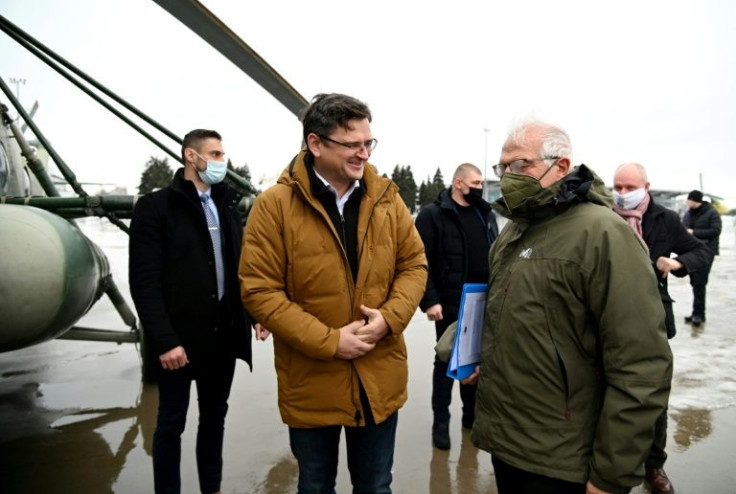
[1,0,734,201]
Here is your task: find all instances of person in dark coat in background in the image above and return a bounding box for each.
[613,162,711,494]
[682,189,722,326]
[415,163,499,450]
[129,129,252,494]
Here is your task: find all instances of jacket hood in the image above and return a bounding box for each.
[492,164,612,220]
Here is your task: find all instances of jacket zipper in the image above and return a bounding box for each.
[294,176,391,426]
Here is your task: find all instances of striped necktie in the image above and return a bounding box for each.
[200,194,225,300]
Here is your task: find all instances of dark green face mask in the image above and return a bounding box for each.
[500,164,557,212]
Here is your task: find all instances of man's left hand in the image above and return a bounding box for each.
[656,256,683,277]
[357,305,390,343]
[460,365,480,385]
[586,481,610,494]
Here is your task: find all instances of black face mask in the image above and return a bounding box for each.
[464,187,484,204]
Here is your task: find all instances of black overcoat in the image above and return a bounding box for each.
[415,188,499,322]
[129,168,251,369]
[643,197,711,338]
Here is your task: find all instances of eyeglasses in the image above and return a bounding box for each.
[492,156,560,177]
[319,134,378,152]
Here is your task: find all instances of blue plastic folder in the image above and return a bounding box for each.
[447,283,488,380]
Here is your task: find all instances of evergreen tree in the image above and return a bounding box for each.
[432,167,445,189]
[418,179,429,209]
[137,156,173,194]
[227,160,257,196]
[391,165,418,213]
[419,167,446,207]
[227,160,252,182]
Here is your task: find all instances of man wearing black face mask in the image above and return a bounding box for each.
[415,163,499,450]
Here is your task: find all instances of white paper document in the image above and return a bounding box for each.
[447,283,488,380]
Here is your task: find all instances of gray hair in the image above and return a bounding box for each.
[507,119,572,166]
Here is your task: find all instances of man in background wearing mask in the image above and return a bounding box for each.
[415,163,498,450]
[613,162,710,494]
[682,189,722,327]
[130,129,252,494]
[466,121,672,494]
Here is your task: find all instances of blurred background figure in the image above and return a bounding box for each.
[682,189,722,326]
[415,163,498,450]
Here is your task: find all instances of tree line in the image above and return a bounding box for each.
[390,165,446,213]
[138,157,446,212]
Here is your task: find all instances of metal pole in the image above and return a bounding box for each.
[9,76,25,100]
[483,128,490,199]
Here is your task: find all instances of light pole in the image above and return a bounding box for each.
[483,128,490,199]
[9,77,26,102]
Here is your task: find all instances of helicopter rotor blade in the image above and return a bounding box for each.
[151,0,308,119]
[20,100,38,133]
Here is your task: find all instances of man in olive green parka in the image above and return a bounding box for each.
[467,121,673,494]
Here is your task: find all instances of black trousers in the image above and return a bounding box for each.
[646,408,669,469]
[433,318,476,425]
[492,456,586,494]
[152,330,236,493]
[690,253,714,318]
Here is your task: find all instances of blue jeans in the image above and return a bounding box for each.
[289,412,398,494]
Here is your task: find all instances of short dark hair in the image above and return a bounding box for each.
[301,93,371,145]
[181,129,221,162]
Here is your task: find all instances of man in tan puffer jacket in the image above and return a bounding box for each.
[239,93,427,493]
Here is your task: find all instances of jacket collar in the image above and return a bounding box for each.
[437,187,492,215]
[171,167,239,205]
[641,194,664,239]
[491,164,612,221]
[280,150,390,206]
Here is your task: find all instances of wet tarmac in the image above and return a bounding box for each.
[1,218,735,493]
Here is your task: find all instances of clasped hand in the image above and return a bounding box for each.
[335,305,389,360]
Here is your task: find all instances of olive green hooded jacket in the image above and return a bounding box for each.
[471,165,673,493]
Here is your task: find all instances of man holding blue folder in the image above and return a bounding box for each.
[415,163,498,450]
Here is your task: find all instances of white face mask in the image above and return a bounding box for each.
[613,188,647,210]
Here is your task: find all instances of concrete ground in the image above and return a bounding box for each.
[0,218,734,493]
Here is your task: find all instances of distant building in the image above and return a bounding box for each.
[483,179,501,203]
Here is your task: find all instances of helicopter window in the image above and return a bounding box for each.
[0,142,8,194]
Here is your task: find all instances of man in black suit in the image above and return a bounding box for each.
[129,129,252,494]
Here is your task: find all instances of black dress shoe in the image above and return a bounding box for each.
[691,315,704,326]
[432,422,450,450]
[684,315,693,323]
[646,467,675,494]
